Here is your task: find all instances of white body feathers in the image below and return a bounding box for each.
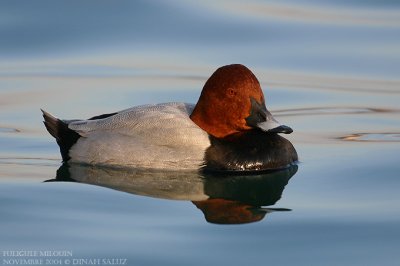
[66,103,211,170]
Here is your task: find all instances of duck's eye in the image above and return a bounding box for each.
[227,88,237,97]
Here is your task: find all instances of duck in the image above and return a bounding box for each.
[42,64,298,171]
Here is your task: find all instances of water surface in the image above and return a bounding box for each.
[0,1,399,266]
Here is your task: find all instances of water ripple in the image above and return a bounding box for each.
[274,107,399,117]
[0,127,20,133]
[208,2,400,28]
[339,133,400,142]
[0,157,59,167]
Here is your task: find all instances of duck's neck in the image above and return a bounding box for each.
[190,105,237,138]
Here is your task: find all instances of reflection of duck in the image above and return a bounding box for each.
[42,64,296,171]
[194,166,297,224]
[193,199,283,225]
[50,163,297,224]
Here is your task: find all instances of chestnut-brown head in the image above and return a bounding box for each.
[190,64,292,138]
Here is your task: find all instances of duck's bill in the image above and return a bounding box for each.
[245,97,293,134]
[257,120,293,134]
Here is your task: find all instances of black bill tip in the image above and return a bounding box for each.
[268,125,293,134]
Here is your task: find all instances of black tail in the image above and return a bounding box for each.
[41,109,80,162]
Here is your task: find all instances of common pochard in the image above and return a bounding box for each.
[42,64,297,171]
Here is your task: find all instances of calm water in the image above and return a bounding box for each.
[1,1,400,265]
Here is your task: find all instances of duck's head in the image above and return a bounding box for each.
[190,64,292,138]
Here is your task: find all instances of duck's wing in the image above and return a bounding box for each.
[67,102,208,147]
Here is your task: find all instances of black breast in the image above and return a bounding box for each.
[204,130,298,173]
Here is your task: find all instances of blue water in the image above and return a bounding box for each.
[1,1,400,266]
